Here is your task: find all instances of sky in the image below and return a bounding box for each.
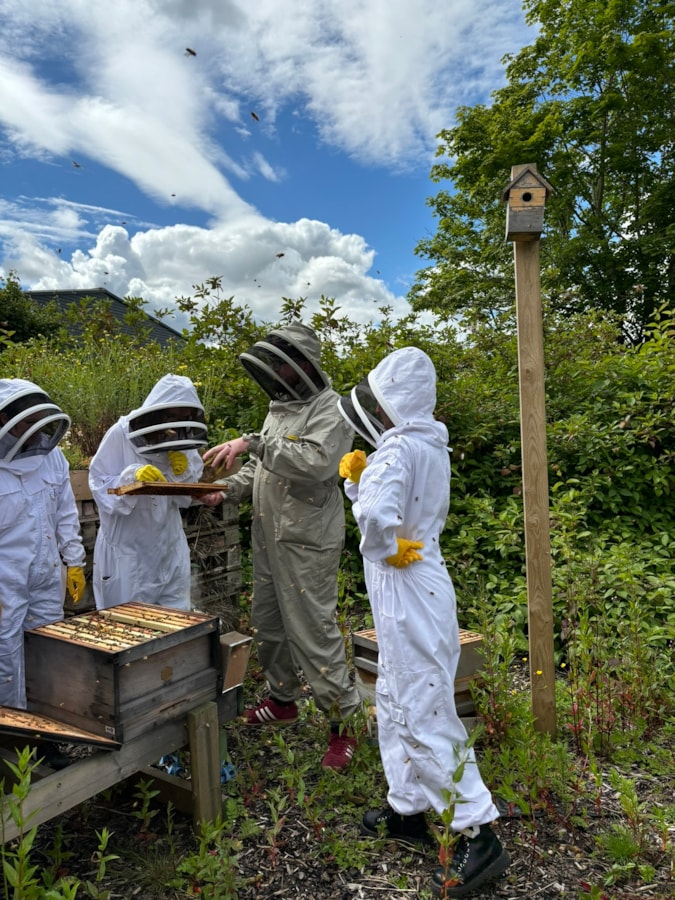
[0,0,534,332]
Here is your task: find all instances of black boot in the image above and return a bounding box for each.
[361,806,432,845]
[431,823,510,897]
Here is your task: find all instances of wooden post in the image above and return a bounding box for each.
[187,701,221,827]
[502,163,556,735]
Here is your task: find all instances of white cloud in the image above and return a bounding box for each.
[0,0,532,327]
[4,217,402,327]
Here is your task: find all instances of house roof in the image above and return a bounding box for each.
[26,288,185,347]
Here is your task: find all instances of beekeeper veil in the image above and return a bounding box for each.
[0,378,71,463]
[127,373,208,455]
[239,324,330,402]
[338,347,439,447]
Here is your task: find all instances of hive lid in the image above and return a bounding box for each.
[0,706,119,748]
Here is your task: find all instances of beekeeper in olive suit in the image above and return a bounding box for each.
[89,374,207,611]
[202,324,360,770]
[0,378,86,709]
[338,347,509,898]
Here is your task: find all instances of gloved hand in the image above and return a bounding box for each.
[385,538,424,568]
[66,566,86,604]
[135,464,167,482]
[168,450,188,475]
[339,450,367,483]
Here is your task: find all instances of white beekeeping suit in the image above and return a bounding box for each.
[0,378,85,708]
[89,374,206,610]
[340,347,500,829]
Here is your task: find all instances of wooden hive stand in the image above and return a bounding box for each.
[0,606,253,842]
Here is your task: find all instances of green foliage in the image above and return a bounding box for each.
[411,0,675,342]
[1,288,672,665]
[0,272,60,344]
[172,816,241,898]
[0,747,104,898]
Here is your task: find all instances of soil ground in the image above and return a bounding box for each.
[21,663,675,900]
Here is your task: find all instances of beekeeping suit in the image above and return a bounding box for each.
[219,324,360,720]
[339,347,500,829]
[0,378,85,708]
[89,374,206,610]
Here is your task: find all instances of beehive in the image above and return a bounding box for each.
[67,470,98,613]
[183,504,242,631]
[352,627,484,717]
[67,472,243,625]
[25,603,221,744]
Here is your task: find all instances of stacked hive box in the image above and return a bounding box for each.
[352,627,484,720]
[183,503,242,631]
[67,472,242,627]
[25,603,222,744]
[68,470,98,613]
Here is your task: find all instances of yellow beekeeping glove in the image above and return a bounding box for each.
[168,450,188,475]
[385,538,424,568]
[339,450,367,483]
[135,464,167,482]
[66,566,86,604]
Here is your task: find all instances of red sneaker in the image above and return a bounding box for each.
[321,731,357,770]
[241,697,298,726]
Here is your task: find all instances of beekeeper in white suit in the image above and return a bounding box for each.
[0,378,86,711]
[89,374,207,610]
[338,347,509,899]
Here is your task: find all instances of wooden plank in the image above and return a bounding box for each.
[1,687,242,841]
[69,470,92,502]
[108,482,222,496]
[187,702,221,826]
[220,632,252,690]
[0,716,189,842]
[99,609,184,633]
[0,707,118,747]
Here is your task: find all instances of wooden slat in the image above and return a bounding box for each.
[99,609,184,633]
[0,707,118,746]
[108,482,222,496]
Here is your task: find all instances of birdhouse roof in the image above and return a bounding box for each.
[501,166,554,202]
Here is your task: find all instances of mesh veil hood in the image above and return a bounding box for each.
[239,323,330,401]
[0,378,70,463]
[126,374,207,454]
[369,347,437,423]
[338,347,446,447]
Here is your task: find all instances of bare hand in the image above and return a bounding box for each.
[203,436,250,471]
[199,491,225,506]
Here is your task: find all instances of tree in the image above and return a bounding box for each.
[0,272,59,343]
[410,0,675,343]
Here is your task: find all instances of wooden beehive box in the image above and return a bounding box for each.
[24,603,221,744]
[352,627,484,718]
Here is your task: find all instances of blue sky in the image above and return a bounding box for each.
[0,0,533,329]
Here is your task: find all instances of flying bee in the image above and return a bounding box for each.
[250,111,260,121]
[185,47,196,56]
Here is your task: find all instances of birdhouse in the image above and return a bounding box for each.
[501,165,553,242]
